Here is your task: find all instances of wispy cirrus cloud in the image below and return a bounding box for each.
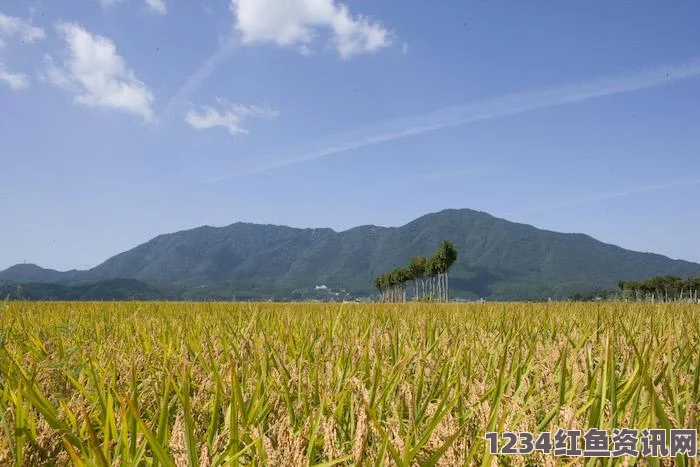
[185,99,279,135]
[162,0,394,121]
[200,56,700,182]
[160,37,238,122]
[508,179,700,216]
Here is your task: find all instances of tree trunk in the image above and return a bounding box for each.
[435,274,439,302]
[440,273,444,302]
[445,273,449,302]
[441,273,445,302]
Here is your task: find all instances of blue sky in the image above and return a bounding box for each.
[1,0,699,271]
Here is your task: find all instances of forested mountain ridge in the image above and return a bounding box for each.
[2,209,700,300]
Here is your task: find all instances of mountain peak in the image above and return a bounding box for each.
[4,263,45,271]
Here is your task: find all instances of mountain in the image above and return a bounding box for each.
[3,209,700,300]
[0,279,177,301]
[0,264,80,284]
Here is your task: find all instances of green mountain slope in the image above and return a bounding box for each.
[2,209,699,299]
[0,279,176,301]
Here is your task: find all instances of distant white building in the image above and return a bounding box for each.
[315,285,328,290]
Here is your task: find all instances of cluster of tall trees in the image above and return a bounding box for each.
[374,240,458,302]
[618,275,700,302]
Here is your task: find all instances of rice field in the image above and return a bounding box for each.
[0,301,698,466]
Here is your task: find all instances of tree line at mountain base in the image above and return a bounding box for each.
[618,275,700,302]
[3,273,699,304]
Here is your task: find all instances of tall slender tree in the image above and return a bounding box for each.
[373,240,459,303]
[408,256,427,300]
[436,240,458,301]
[427,256,440,301]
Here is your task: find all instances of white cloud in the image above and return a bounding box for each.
[97,0,123,8]
[0,12,45,43]
[185,99,279,135]
[160,38,237,122]
[97,0,166,15]
[145,0,167,15]
[0,13,44,90]
[508,179,700,216]
[231,0,392,59]
[44,22,154,121]
[163,0,392,122]
[0,68,28,89]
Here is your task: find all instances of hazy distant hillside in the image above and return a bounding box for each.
[0,264,80,284]
[3,209,700,299]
